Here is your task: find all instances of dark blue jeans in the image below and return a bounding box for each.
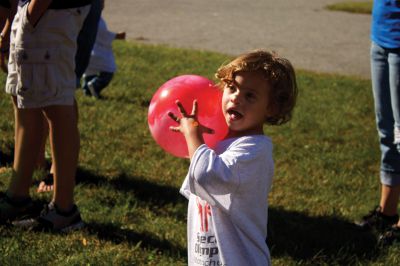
[75,0,102,86]
[82,72,114,95]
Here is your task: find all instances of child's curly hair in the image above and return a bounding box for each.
[215,50,298,125]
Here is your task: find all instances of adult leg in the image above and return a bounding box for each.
[35,114,49,170]
[42,104,79,212]
[0,97,43,222]
[388,49,400,225]
[371,43,400,216]
[37,101,78,193]
[388,49,400,152]
[7,97,44,199]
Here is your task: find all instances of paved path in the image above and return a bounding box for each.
[104,0,371,79]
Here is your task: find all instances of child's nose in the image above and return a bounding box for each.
[230,91,241,103]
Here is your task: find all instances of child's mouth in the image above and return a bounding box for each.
[227,109,243,121]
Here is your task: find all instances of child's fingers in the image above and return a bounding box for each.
[168,111,180,123]
[169,126,180,132]
[190,100,198,116]
[175,100,188,117]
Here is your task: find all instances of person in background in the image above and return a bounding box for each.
[82,0,125,99]
[36,0,102,193]
[0,0,91,232]
[356,0,400,246]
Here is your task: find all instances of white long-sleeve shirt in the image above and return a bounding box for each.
[180,135,273,266]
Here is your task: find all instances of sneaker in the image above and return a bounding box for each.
[0,192,34,223]
[88,82,100,99]
[355,206,399,232]
[378,225,400,246]
[83,88,91,96]
[13,202,84,233]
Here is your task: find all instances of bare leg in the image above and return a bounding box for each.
[380,184,400,216]
[43,103,79,212]
[37,101,78,193]
[36,121,53,193]
[35,113,49,170]
[8,97,45,199]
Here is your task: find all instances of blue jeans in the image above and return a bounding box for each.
[370,41,400,186]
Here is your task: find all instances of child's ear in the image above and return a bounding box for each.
[265,103,278,118]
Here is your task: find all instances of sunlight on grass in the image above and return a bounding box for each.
[1,41,399,265]
[326,1,373,14]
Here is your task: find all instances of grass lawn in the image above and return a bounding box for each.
[326,1,373,14]
[1,41,399,265]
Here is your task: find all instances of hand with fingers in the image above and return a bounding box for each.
[168,99,214,158]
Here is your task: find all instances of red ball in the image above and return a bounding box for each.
[148,75,228,158]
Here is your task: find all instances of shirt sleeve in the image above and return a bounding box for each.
[186,138,270,213]
[96,17,117,47]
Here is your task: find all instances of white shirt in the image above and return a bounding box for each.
[181,135,273,266]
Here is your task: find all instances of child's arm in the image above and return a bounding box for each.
[186,136,273,213]
[168,100,214,159]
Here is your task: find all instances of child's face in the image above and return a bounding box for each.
[222,71,270,138]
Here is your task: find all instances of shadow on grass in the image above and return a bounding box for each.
[1,143,183,209]
[75,168,186,220]
[76,168,184,205]
[0,146,13,167]
[86,221,186,258]
[268,207,381,264]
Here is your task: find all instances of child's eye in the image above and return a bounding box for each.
[246,92,256,100]
[226,84,236,92]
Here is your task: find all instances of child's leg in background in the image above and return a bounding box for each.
[82,74,97,95]
[85,71,114,98]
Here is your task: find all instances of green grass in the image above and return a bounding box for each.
[1,40,400,265]
[326,1,373,14]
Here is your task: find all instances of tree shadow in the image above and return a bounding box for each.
[268,207,382,264]
[85,221,186,258]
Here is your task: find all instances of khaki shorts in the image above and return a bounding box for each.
[5,3,90,108]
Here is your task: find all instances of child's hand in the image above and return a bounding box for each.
[168,100,214,137]
[115,32,126,40]
[168,100,214,158]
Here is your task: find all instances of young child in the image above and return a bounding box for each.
[82,2,125,99]
[168,50,297,265]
